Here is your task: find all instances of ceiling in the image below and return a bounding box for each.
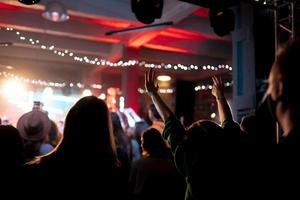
[0,0,232,86]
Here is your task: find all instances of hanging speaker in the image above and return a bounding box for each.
[131,0,164,24]
[18,0,40,5]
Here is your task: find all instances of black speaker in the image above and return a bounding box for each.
[209,8,235,37]
[131,0,164,24]
[175,80,195,127]
[18,0,40,5]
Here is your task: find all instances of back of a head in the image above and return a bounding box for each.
[60,96,117,166]
[240,114,256,134]
[186,120,225,146]
[142,128,168,158]
[276,38,300,108]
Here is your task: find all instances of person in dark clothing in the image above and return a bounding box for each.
[145,69,237,200]
[0,125,25,176]
[266,38,300,144]
[129,128,185,200]
[0,125,25,197]
[25,96,128,199]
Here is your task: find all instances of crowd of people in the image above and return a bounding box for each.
[1,38,300,199]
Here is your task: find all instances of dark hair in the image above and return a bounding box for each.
[0,125,25,169]
[58,96,118,167]
[240,114,256,134]
[49,120,61,147]
[142,128,168,158]
[148,104,161,120]
[276,38,300,107]
[186,120,225,146]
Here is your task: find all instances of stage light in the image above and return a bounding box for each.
[42,1,69,22]
[131,0,164,24]
[209,8,235,37]
[18,0,40,5]
[210,113,216,119]
[82,89,92,97]
[99,93,106,100]
[157,75,171,82]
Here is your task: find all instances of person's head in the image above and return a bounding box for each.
[148,104,161,122]
[240,114,256,134]
[17,110,51,142]
[0,125,25,169]
[59,96,118,167]
[186,120,225,147]
[267,39,300,117]
[17,110,51,159]
[141,128,168,158]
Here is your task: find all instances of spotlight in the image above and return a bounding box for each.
[209,8,235,37]
[131,0,164,24]
[18,0,40,5]
[42,1,69,22]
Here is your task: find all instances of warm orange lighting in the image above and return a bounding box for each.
[0,2,22,10]
[163,28,210,40]
[143,44,192,54]
[192,8,209,18]
[86,36,120,43]
[157,75,171,82]
[82,18,133,29]
[159,31,200,40]
[128,31,161,48]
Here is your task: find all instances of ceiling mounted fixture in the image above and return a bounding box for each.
[157,75,172,82]
[131,0,164,24]
[18,0,40,5]
[42,1,70,22]
[209,8,235,36]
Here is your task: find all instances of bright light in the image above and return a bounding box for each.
[2,80,26,98]
[119,96,125,112]
[157,75,171,82]
[43,87,53,96]
[6,66,13,70]
[123,108,141,127]
[210,113,216,119]
[99,93,106,100]
[82,89,92,96]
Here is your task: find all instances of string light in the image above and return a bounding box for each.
[0,71,102,90]
[0,26,233,72]
[194,81,233,92]
[138,88,174,94]
[249,0,277,7]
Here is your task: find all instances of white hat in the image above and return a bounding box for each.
[17,110,51,141]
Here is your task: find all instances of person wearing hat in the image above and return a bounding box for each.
[17,110,53,161]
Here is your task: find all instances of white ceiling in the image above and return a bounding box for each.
[0,0,232,85]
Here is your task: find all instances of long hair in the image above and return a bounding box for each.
[57,96,118,168]
[276,38,300,109]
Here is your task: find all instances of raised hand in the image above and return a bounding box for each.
[145,68,159,96]
[212,76,224,99]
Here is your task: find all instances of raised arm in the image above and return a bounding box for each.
[145,69,173,122]
[212,76,233,124]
